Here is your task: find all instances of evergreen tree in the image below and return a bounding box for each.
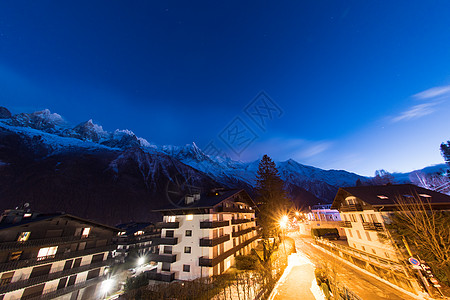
[440,141,450,166]
[255,155,290,237]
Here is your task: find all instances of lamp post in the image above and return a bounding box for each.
[280,215,288,264]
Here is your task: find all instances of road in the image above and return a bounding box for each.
[284,232,416,300]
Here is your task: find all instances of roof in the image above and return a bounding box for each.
[0,211,120,232]
[153,189,254,212]
[331,184,450,210]
[115,222,154,235]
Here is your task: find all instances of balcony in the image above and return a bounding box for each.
[231,218,253,225]
[339,221,352,228]
[156,222,179,229]
[148,253,177,263]
[0,245,115,273]
[199,234,260,267]
[362,222,384,231]
[216,206,253,213]
[0,235,97,251]
[147,271,175,282]
[232,227,254,238]
[22,275,106,300]
[340,204,363,212]
[200,220,229,228]
[0,259,112,294]
[199,234,230,247]
[152,237,178,245]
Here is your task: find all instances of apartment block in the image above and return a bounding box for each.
[0,208,118,300]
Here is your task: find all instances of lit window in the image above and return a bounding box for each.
[186,214,193,221]
[167,216,176,223]
[419,194,431,198]
[377,195,389,199]
[37,246,58,260]
[23,213,32,218]
[118,231,126,236]
[81,228,91,238]
[17,232,30,242]
[134,230,144,236]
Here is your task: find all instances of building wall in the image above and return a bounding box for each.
[158,210,257,281]
[341,210,399,261]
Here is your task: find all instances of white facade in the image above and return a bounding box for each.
[155,199,259,281]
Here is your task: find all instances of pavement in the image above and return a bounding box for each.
[270,253,322,300]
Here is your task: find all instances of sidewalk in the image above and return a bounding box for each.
[269,253,325,300]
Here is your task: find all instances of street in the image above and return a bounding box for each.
[271,232,418,300]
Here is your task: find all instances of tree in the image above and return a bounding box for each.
[372,169,394,185]
[255,155,291,238]
[385,194,450,288]
[440,141,450,166]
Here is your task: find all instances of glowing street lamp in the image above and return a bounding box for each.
[101,278,114,297]
[280,215,289,229]
[137,256,145,266]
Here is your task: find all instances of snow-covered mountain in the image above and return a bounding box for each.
[1,106,446,223]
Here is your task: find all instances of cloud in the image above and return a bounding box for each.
[413,85,450,100]
[391,102,438,123]
[297,141,333,159]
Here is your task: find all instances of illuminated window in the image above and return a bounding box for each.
[17,232,30,242]
[9,251,22,261]
[419,194,431,198]
[23,213,32,218]
[117,231,126,236]
[377,195,389,199]
[37,246,58,260]
[134,230,144,236]
[186,214,193,221]
[167,216,176,223]
[81,228,91,238]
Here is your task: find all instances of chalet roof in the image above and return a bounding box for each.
[153,189,254,212]
[0,211,120,232]
[331,184,450,210]
[115,222,154,235]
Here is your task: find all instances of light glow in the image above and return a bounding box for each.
[137,256,145,266]
[186,214,193,221]
[101,278,114,294]
[280,215,289,229]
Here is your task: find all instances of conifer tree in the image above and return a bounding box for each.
[255,154,290,238]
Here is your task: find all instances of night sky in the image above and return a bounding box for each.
[2,1,450,176]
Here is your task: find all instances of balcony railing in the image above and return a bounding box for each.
[339,221,352,228]
[216,206,253,213]
[152,237,178,245]
[22,275,106,300]
[231,218,253,225]
[148,253,177,263]
[0,259,112,294]
[200,220,229,228]
[0,235,97,251]
[0,245,115,273]
[199,234,230,247]
[156,222,179,229]
[362,222,384,231]
[199,234,260,267]
[147,271,175,282]
[340,204,363,212]
[232,227,255,238]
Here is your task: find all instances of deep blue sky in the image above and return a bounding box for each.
[2,1,450,176]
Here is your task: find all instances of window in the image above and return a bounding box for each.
[342,215,347,221]
[37,246,58,260]
[347,229,353,237]
[81,228,90,238]
[183,264,190,272]
[166,230,174,238]
[361,246,366,251]
[8,251,22,261]
[167,216,176,223]
[185,230,192,237]
[365,232,371,241]
[372,248,376,254]
[184,246,191,254]
[356,230,361,239]
[377,195,389,199]
[186,214,193,221]
[359,214,366,223]
[350,214,357,222]
[385,252,390,258]
[164,246,172,254]
[162,262,171,272]
[134,230,144,236]
[369,214,378,223]
[17,232,30,242]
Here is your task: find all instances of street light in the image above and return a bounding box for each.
[279,215,288,262]
[101,278,115,297]
[137,256,145,266]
